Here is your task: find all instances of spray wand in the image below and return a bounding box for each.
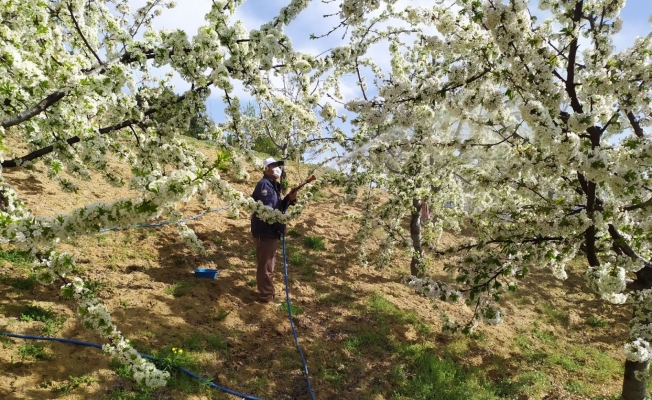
[288,175,316,196]
[282,174,315,212]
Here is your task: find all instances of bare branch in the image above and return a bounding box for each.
[1,48,158,129]
[624,197,652,212]
[552,69,567,83]
[470,132,516,148]
[67,2,102,64]
[445,235,565,254]
[313,19,348,40]
[355,57,368,101]
[600,111,619,134]
[129,0,160,38]
[129,126,142,149]
[626,111,645,138]
[608,224,648,263]
[304,137,354,144]
[2,87,206,168]
[565,0,585,114]
[0,90,68,129]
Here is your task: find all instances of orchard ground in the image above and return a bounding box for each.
[0,139,638,399]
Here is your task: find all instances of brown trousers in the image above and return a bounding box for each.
[254,236,278,301]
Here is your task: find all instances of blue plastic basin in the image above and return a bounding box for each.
[194,268,219,279]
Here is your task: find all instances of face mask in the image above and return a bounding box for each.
[271,167,282,178]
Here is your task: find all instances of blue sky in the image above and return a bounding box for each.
[129,0,651,144]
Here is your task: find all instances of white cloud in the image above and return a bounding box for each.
[128,0,651,130]
[129,0,211,34]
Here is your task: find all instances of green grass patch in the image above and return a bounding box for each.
[388,313,618,400]
[403,312,432,335]
[531,328,556,344]
[312,190,330,201]
[368,293,432,334]
[204,334,228,351]
[19,304,56,322]
[246,375,270,395]
[0,273,37,291]
[495,371,552,399]
[129,339,153,355]
[586,316,608,327]
[279,347,303,370]
[548,353,581,372]
[287,227,301,237]
[164,281,194,297]
[445,338,470,358]
[514,334,532,351]
[564,379,590,395]
[183,334,203,352]
[317,365,346,386]
[211,308,231,322]
[0,248,33,266]
[506,325,622,398]
[303,235,325,251]
[152,346,211,395]
[95,233,111,244]
[343,329,389,355]
[369,292,399,313]
[538,303,569,325]
[299,265,316,279]
[289,252,306,266]
[279,301,303,316]
[390,343,498,400]
[107,388,154,400]
[317,291,355,305]
[153,346,198,372]
[167,374,213,396]
[54,374,98,395]
[210,236,224,246]
[109,358,133,380]
[18,343,50,360]
[321,292,543,398]
[84,280,105,297]
[19,304,66,336]
[182,332,228,352]
[583,349,622,381]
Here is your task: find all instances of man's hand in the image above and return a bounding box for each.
[287,191,297,201]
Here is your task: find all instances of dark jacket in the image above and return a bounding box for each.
[251,175,292,239]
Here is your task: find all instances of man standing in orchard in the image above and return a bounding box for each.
[250,158,296,303]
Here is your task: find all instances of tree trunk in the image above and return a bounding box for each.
[622,359,650,400]
[622,266,652,399]
[410,199,423,276]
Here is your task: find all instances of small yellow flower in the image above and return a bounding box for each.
[178,349,183,354]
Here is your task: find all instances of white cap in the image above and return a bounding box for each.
[262,157,284,167]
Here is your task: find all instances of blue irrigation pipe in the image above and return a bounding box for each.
[0,331,264,400]
[281,233,317,400]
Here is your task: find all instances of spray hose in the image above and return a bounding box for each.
[0,332,264,400]
[281,233,316,400]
